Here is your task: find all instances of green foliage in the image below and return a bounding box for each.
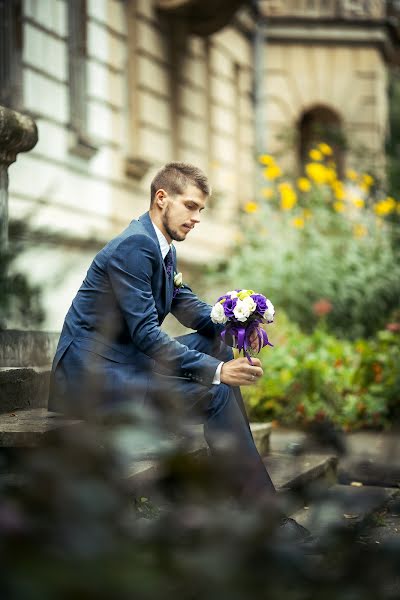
[242,312,400,430]
[212,203,400,340]
[0,220,45,330]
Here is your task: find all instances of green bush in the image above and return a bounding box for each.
[242,312,400,431]
[212,203,400,340]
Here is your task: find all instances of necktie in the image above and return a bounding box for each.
[164,248,173,277]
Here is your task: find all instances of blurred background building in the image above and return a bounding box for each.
[1,0,399,329]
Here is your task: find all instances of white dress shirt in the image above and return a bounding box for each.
[152,220,223,384]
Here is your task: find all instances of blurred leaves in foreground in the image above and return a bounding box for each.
[0,220,45,330]
[0,405,400,600]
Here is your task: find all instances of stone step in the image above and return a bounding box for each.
[0,367,51,413]
[0,407,272,457]
[291,483,400,537]
[126,449,338,501]
[338,457,400,489]
[0,408,79,448]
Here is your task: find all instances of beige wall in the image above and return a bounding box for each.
[263,43,388,172]
[8,0,255,330]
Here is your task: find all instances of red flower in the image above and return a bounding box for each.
[313,299,333,317]
[386,322,400,333]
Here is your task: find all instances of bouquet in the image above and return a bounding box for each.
[210,289,274,363]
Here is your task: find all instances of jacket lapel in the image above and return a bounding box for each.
[138,211,174,311]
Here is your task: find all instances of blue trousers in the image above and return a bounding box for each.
[153,332,277,503]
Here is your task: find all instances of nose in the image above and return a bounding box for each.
[191,210,201,224]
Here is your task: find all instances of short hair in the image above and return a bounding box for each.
[150,162,210,206]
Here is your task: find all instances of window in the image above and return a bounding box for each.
[67,0,97,157]
[298,105,345,177]
[0,0,23,110]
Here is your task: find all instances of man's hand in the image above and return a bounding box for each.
[249,325,265,352]
[220,357,263,387]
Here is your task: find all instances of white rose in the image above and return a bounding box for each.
[264,300,275,322]
[174,272,183,287]
[226,290,238,298]
[210,302,228,324]
[242,296,257,314]
[233,299,250,322]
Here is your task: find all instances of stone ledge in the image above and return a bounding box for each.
[292,483,400,536]
[0,330,59,367]
[0,367,51,413]
[264,451,338,491]
[0,408,79,448]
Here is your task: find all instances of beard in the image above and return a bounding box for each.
[162,205,186,242]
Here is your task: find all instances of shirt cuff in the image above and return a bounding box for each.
[212,362,223,385]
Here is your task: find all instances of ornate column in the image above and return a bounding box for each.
[0,105,38,250]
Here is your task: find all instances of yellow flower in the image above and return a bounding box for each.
[325,167,337,184]
[346,169,358,181]
[309,149,323,161]
[238,289,254,300]
[259,154,274,166]
[352,197,365,209]
[306,162,327,184]
[297,177,311,192]
[292,216,305,229]
[333,201,345,213]
[332,180,346,200]
[264,164,282,180]
[353,224,368,238]
[278,182,297,211]
[362,174,374,187]
[261,187,274,199]
[244,201,259,214]
[318,143,333,155]
[373,197,396,216]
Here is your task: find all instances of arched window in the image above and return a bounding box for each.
[298,105,345,177]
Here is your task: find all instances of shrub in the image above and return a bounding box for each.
[212,144,400,339]
[242,312,400,431]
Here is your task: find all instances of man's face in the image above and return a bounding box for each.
[160,184,207,243]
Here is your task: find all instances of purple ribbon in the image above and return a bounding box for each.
[221,318,273,364]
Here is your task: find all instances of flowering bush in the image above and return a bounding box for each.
[217,143,400,339]
[242,312,400,431]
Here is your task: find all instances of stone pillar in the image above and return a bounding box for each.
[0,105,38,250]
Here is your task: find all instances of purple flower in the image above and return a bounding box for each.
[222,296,238,319]
[251,293,268,316]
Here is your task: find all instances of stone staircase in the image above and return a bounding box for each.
[1,330,398,542]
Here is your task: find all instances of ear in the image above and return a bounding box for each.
[155,188,168,209]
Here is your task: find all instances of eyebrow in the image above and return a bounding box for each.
[185,199,205,210]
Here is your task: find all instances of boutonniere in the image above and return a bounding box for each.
[173,271,184,298]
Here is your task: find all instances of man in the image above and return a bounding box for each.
[49,162,316,550]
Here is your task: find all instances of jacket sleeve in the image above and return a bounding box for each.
[107,234,220,385]
[171,284,224,338]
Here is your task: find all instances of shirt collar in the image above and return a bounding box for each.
[151,220,171,259]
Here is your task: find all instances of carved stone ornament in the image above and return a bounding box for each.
[0,105,38,167]
[157,0,250,35]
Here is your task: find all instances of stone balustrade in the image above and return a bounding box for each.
[259,0,387,19]
[0,105,38,250]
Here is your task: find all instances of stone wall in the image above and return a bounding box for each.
[7,0,254,330]
[263,43,388,172]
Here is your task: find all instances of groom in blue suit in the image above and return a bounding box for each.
[48,162,315,546]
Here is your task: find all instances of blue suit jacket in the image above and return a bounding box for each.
[48,211,222,412]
